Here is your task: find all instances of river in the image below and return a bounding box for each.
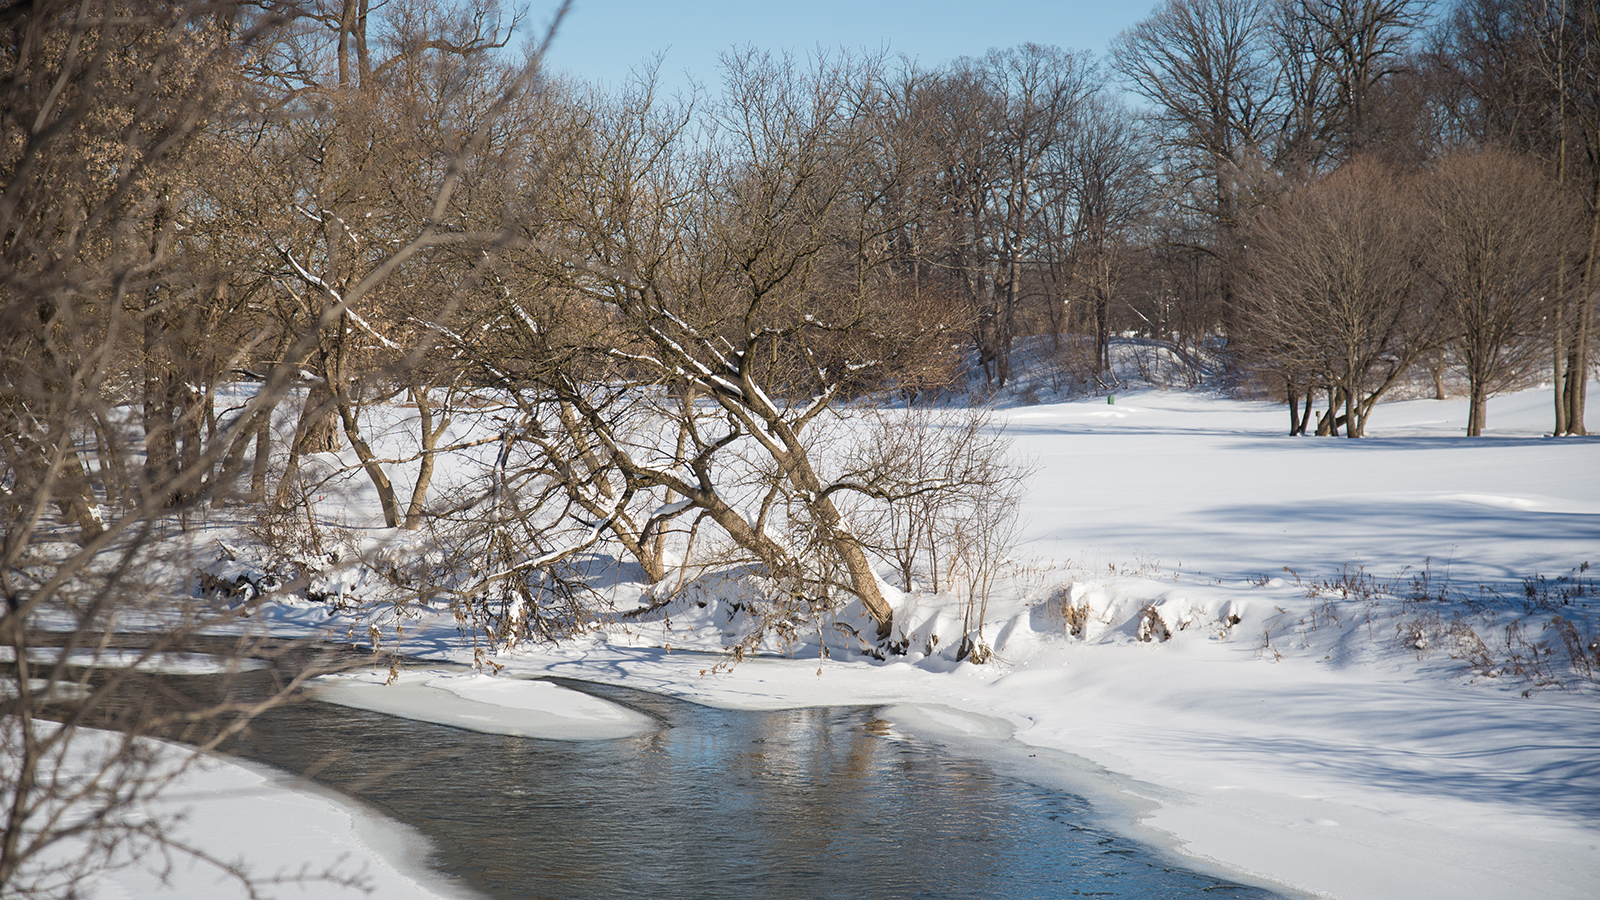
[185,650,1286,900]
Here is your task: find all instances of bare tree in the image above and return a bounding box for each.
[0,3,329,894]
[921,44,1094,387]
[549,50,917,639]
[840,405,1029,660]
[1056,95,1158,373]
[239,0,536,524]
[1271,0,1432,163]
[1435,0,1600,434]
[1239,157,1437,436]
[1421,147,1578,435]
[1113,0,1273,247]
[1,1,568,895]
[410,51,1024,650]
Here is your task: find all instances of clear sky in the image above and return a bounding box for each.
[534,1,1156,94]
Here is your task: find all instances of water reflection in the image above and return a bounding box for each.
[215,671,1281,900]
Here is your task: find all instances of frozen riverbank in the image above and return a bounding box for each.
[145,382,1600,899]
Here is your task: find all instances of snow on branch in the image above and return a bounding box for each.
[345,306,401,350]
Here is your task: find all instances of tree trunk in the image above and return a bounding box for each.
[783,446,895,639]
[1467,380,1488,436]
[1286,376,1305,435]
[330,378,400,529]
[1554,325,1570,435]
[402,386,447,530]
[1317,385,1341,436]
[249,413,272,504]
[274,378,340,510]
[57,446,104,543]
[1095,281,1111,374]
[834,529,895,641]
[1565,188,1598,435]
[297,379,341,453]
[7,427,105,544]
[998,260,1020,388]
[1344,382,1361,438]
[142,309,180,507]
[176,378,206,500]
[210,405,258,509]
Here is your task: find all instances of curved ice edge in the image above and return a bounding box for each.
[878,702,1320,900]
[0,646,270,675]
[221,754,484,900]
[308,668,658,741]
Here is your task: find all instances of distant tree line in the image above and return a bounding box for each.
[5,0,1594,557]
[3,0,1594,634]
[1112,0,1595,438]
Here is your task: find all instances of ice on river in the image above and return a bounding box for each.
[309,668,656,740]
[0,645,268,675]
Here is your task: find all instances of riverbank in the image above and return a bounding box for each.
[21,726,477,900]
[229,382,1600,900]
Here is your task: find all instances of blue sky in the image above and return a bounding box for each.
[534,1,1155,94]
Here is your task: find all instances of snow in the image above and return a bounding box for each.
[90,379,1600,898]
[309,668,655,740]
[29,730,478,900]
[0,647,269,675]
[652,497,696,519]
[1006,391,1598,584]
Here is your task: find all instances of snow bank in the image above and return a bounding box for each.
[21,730,473,900]
[310,668,656,740]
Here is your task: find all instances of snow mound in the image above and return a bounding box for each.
[310,669,656,740]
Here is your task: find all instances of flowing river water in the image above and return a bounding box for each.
[121,646,1287,899]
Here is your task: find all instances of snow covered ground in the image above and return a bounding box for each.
[115,381,1600,899]
[23,726,479,900]
[92,751,480,900]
